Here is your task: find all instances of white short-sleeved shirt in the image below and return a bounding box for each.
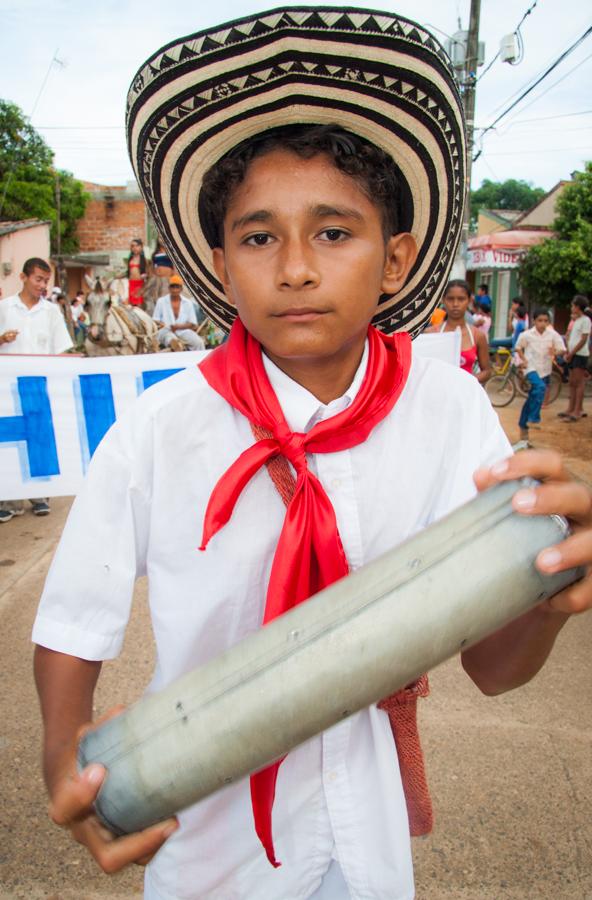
[0,294,72,354]
[33,346,511,900]
[515,326,565,377]
[567,314,591,357]
[153,294,197,327]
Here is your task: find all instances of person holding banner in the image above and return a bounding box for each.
[31,10,592,900]
[0,257,72,522]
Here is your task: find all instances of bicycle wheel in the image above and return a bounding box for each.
[542,371,562,406]
[485,374,516,407]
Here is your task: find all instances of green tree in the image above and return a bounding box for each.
[519,162,592,306]
[0,99,89,255]
[470,178,545,224]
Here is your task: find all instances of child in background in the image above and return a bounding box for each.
[516,308,565,441]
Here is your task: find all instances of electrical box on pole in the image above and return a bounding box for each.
[500,33,519,63]
[445,31,485,70]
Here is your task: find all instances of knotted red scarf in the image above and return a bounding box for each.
[198,317,412,866]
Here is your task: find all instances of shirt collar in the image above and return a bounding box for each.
[261,339,369,433]
[10,294,44,312]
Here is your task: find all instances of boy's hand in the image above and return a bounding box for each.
[49,710,178,873]
[474,450,592,616]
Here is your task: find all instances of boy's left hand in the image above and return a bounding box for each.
[474,450,592,615]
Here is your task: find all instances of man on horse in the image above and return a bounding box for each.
[152,275,205,351]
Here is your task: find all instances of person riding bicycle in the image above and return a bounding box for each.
[515,308,565,442]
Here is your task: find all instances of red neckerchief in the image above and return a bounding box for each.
[198,317,412,866]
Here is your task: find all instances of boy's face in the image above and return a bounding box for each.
[534,314,549,333]
[213,149,416,369]
[20,266,51,299]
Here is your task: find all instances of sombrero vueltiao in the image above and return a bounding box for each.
[127,6,466,336]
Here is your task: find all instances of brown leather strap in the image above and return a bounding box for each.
[249,422,433,835]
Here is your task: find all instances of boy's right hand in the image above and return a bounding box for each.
[50,764,178,872]
[48,714,178,873]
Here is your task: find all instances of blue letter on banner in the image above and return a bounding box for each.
[0,376,59,477]
[78,374,116,457]
[141,368,182,391]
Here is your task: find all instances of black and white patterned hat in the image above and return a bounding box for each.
[127,6,466,335]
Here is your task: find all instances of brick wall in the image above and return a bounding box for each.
[76,182,148,257]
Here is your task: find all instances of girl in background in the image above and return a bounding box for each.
[426,279,491,383]
[126,238,147,307]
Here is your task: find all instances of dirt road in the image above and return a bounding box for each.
[0,392,590,899]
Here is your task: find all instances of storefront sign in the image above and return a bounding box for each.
[467,248,522,270]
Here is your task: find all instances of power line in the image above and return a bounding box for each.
[476,0,539,83]
[473,24,592,161]
[498,108,592,126]
[486,21,591,118]
[0,48,65,218]
[501,49,592,126]
[484,146,591,156]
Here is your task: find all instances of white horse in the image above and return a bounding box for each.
[84,276,159,357]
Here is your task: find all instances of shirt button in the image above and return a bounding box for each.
[331,478,341,490]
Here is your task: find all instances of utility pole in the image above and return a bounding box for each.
[460,0,481,269]
[55,171,67,296]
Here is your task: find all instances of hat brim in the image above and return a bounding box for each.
[127,6,466,335]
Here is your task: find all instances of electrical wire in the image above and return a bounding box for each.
[476,0,538,83]
[501,108,592,125]
[0,49,64,218]
[473,24,592,161]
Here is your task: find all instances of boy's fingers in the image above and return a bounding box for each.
[536,528,592,578]
[512,481,592,525]
[542,572,592,615]
[79,818,178,874]
[474,449,569,492]
[49,764,105,826]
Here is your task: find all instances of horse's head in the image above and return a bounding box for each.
[84,276,112,340]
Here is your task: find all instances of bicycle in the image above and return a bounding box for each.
[485,347,562,409]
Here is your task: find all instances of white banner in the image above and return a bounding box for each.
[0,333,459,500]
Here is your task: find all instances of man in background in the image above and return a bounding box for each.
[0,257,72,522]
[152,274,205,351]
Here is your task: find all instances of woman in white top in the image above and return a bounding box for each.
[559,295,591,421]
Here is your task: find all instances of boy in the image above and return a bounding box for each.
[33,10,592,900]
[516,308,565,441]
[0,257,72,522]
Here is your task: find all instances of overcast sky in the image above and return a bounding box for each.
[2,0,591,191]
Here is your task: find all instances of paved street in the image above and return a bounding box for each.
[0,396,590,899]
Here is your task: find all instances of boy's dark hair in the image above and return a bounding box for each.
[515,303,527,319]
[572,295,588,312]
[478,283,489,293]
[23,258,50,276]
[533,307,550,320]
[443,279,471,298]
[199,124,412,248]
